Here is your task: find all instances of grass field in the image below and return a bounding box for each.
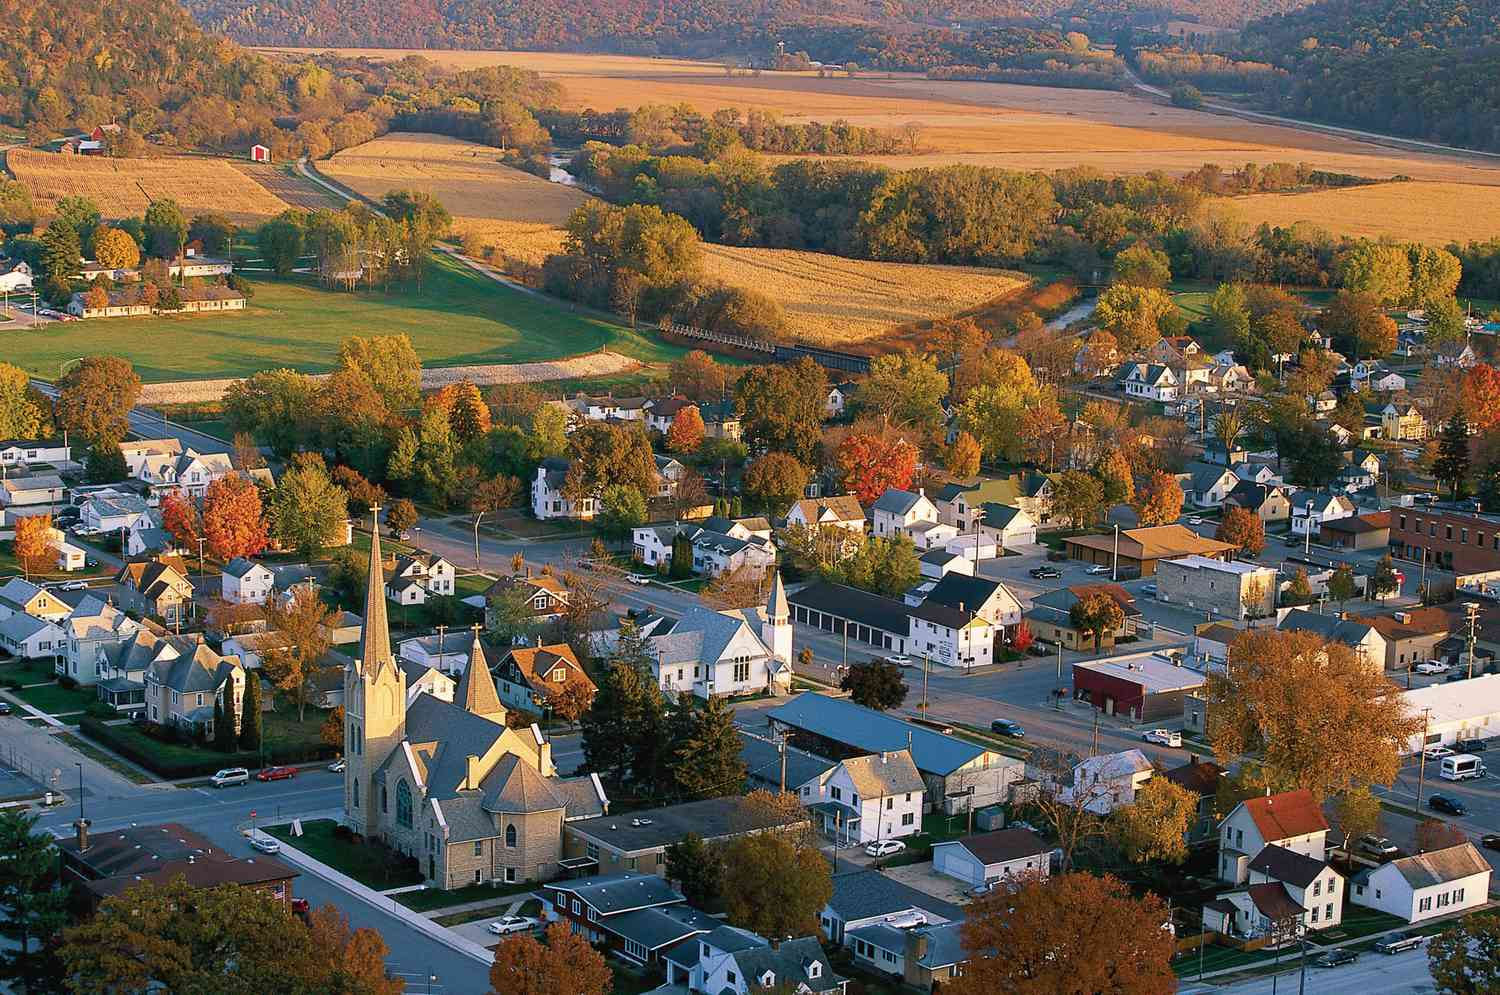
[0,253,680,382]
[322,133,588,224]
[7,148,291,224]
[1223,181,1500,244]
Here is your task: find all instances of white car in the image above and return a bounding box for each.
[885,655,912,666]
[487,915,539,935]
[327,758,346,773]
[249,835,281,854]
[1143,729,1182,748]
[627,574,652,586]
[59,580,87,591]
[865,839,906,858]
[1085,565,1110,575]
[1415,661,1450,675]
[1424,746,1455,761]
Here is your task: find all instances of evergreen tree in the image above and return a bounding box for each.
[240,674,263,754]
[670,533,694,579]
[668,695,747,801]
[665,832,723,908]
[85,435,128,484]
[1433,412,1472,498]
[580,623,668,791]
[0,809,68,993]
[212,685,237,752]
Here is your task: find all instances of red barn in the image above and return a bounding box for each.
[250,144,271,163]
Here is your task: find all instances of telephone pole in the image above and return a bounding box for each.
[1465,601,1480,679]
[1415,707,1432,812]
[777,730,787,793]
[922,654,930,712]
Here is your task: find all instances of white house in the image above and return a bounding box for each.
[1184,461,1240,508]
[906,600,995,671]
[0,475,65,518]
[385,552,455,606]
[932,828,1050,888]
[531,458,595,521]
[1119,363,1179,402]
[649,575,792,699]
[0,438,69,470]
[920,574,1023,630]
[396,632,470,675]
[797,750,925,845]
[1203,845,1346,937]
[662,927,845,995]
[0,612,64,660]
[1288,491,1356,537]
[635,517,777,578]
[1061,750,1153,815]
[919,549,974,581]
[80,494,153,534]
[786,496,866,535]
[1218,789,1329,885]
[974,503,1037,549]
[0,260,33,292]
[133,448,235,500]
[871,488,938,540]
[124,517,177,558]
[826,382,859,418]
[45,526,87,572]
[1351,843,1491,924]
[119,439,182,476]
[60,599,141,685]
[221,558,275,605]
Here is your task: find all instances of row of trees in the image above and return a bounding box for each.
[255,190,452,292]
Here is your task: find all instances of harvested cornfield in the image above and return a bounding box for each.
[453,218,567,268]
[321,133,589,224]
[7,148,291,223]
[1224,181,1500,245]
[699,244,1030,345]
[231,160,344,211]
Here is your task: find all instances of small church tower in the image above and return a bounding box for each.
[455,627,507,725]
[762,570,792,665]
[344,508,407,836]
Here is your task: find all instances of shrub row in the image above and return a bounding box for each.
[77,716,337,779]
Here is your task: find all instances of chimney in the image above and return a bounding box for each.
[1189,753,1199,766]
[881,752,888,764]
[769,937,780,951]
[75,818,90,853]
[465,754,481,790]
[906,929,929,962]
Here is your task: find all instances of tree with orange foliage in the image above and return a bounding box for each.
[160,491,202,549]
[304,904,404,995]
[1132,470,1184,527]
[666,405,705,453]
[947,430,981,478]
[947,872,1176,995]
[1019,394,1067,469]
[1462,363,1500,433]
[429,379,491,443]
[834,431,918,505]
[202,474,269,560]
[488,921,612,995]
[1216,505,1267,557]
[12,513,55,579]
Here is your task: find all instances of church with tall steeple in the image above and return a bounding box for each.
[343,510,607,889]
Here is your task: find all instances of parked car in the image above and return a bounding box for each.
[1312,949,1358,968]
[1188,517,1204,526]
[627,574,652,586]
[0,702,12,716]
[256,766,298,782]
[487,915,539,936]
[1030,566,1061,579]
[1374,933,1424,955]
[1424,746,1455,761]
[327,759,346,773]
[1141,583,1158,596]
[865,839,906,858]
[1415,661,1450,675]
[1447,670,1469,682]
[990,719,1025,738]
[885,655,912,666]
[249,835,281,854]
[1085,564,1110,575]
[1355,834,1398,859]
[1428,794,1466,816]
[967,881,997,897]
[1480,834,1500,851]
[211,768,250,788]
[1143,729,1182,747]
[58,580,87,591]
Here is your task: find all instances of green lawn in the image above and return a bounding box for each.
[264,819,424,890]
[88,707,328,767]
[11,681,93,715]
[399,879,537,912]
[6,254,686,383]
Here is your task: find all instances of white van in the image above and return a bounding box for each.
[1440,754,1486,781]
[211,767,250,788]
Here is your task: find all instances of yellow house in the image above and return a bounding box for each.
[1380,403,1427,442]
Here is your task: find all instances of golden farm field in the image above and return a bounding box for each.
[321,133,588,223]
[7,148,292,224]
[1223,182,1500,244]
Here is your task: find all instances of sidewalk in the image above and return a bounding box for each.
[418,892,537,920]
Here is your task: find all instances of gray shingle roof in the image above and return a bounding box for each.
[872,488,924,515]
[1386,842,1491,890]
[1278,608,1377,647]
[603,906,717,950]
[222,557,266,579]
[0,613,55,641]
[848,920,966,969]
[739,730,834,790]
[769,693,992,776]
[550,872,683,915]
[566,795,805,853]
[1249,844,1329,889]
[839,751,924,797]
[481,753,564,814]
[732,937,845,994]
[786,582,910,637]
[652,607,761,668]
[826,868,964,922]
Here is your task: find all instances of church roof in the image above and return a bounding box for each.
[358,510,396,679]
[482,753,565,814]
[454,632,505,719]
[404,696,511,799]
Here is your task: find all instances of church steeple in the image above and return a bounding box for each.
[455,625,506,723]
[359,506,395,678]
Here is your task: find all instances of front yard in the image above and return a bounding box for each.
[398,879,537,912]
[263,819,425,890]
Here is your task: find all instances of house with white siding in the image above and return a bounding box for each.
[932,828,1050,888]
[221,558,275,605]
[1351,843,1491,924]
[796,750,925,845]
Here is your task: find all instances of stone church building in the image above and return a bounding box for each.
[343,515,607,889]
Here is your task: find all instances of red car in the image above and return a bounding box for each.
[256,765,298,782]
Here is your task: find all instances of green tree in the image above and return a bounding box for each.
[1424,295,1469,353]
[742,452,809,513]
[721,830,833,940]
[1338,242,1411,304]
[416,404,460,508]
[224,369,318,459]
[212,685,236,752]
[143,198,189,259]
[1408,245,1462,305]
[240,673,263,753]
[256,215,305,276]
[55,196,101,254]
[386,425,419,485]
[1051,469,1105,527]
[665,832,723,909]
[269,454,349,559]
[1207,282,1250,346]
[1283,567,1313,606]
[1428,911,1500,995]
[839,659,908,710]
[563,421,657,502]
[1113,777,1197,865]
[188,213,236,256]
[486,582,538,646]
[734,357,826,465]
[1094,283,1175,352]
[597,484,647,550]
[1093,449,1135,506]
[0,362,48,440]
[0,809,68,993]
[838,534,920,598]
[855,352,949,432]
[1112,243,1172,288]
[1327,563,1358,608]
[85,436,128,484]
[1070,591,1125,652]
[1371,555,1401,599]
[338,334,421,414]
[1433,412,1472,498]
[38,220,80,297]
[668,695,748,801]
[580,627,669,789]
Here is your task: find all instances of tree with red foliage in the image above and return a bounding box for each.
[160,491,202,549]
[666,405,705,453]
[1010,619,1034,653]
[202,474,269,560]
[1216,505,1266,557]
[834,431,918,505]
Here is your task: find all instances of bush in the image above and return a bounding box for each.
[77,716,337,778]
[57,675,78,690]
[332,823,354,842]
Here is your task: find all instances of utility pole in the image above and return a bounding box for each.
[1465,601,1480,679]
[196,537,206,582]
[1056,637,1063,681]
[1090,708,1100,757]
[1304,500,1314,556]
[777,730,787,793]
[1415,707,1432,812]
[1111,523,1120,581]
[922,654,930,712]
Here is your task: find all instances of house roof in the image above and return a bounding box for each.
[565,795,805,854]
[549,872,683,915]
[1383,843,1491,890]
[0,612,57,641]
[1349,605,1458,640]
[652,607,767,669]
[1249,844,1330,889]
[871,488,927,516]
[838,751,925,798]
[789,496,865,524]
[1194,621,1245,647]
[1240,789,1328,843]
[149,641,238,695]
[603,906,717,951]
[732,936,845,994]
[1277,608,1378,648]
[501,643,597,696]
[924,574,1010,614]
[825,868,964,923]
[944,828,1049,867]
[847,921,965,970]
[1072,653,1205,694]
[1065,525,1236,561]
[1027,583,1140,626]
[1246,882,1305,921]
[769,693,1001,777]
[1399,674,1500,727]
[909,599,990,631]
[977,502,1031,530]
[739,730,834,788]
[1322,511,1391,534]
[786,582,909,637]
[1225,480,1286,511]
[222,557,269,579]
[1164,759,1226,796]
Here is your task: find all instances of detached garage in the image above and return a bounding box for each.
[932,829,1051,889]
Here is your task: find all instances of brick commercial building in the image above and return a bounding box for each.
[1072,651,1206,722]
[1154,555,1278,621]
[1392,506,1500,576]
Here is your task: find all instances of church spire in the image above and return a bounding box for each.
[359,506,395,676]
[455,625,506,722]
[767,569,788,623]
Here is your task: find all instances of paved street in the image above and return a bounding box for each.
[1192,944,1436,994]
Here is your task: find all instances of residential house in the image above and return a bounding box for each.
[0,260,33,292]
[1064,525,1237,577]
[871,488,939,540]
[1218,788,1329,885]
[1119,363,1179,401]
[935,473,1054,528]
[1222,481,1291,523]
[1060,750,1153,814]
[906,599,996,670]
[220,630,292,672]
[1208,361,1255,394]
[0,438,68,470]
[919,549,974,581]
[81,494,153,534]
[1155,555,1278,620]
[1164,757,1227,841]
[652,454,686,500]
[1348,605,1459,672]
[94,625,200,712]
[394,632,469,675]
[124,518,177,558]
[1184,461,1241,508]
[974,503,1037,549]
[144,638,245,739]
[846,921,964,993]
[698,399,742,441]
[1380,402,1428,441]
[641,396,693,435]
[133,448,235,500]
[0,474,66,522]
[1149,335,1202,366]
[119,440,182,476]
[1332,463,1377,493]
[1351,844,1492,923]
[531,458,595,520]
[0,612,63,660]
[922,574,1023,631]
[739,729,834,793]
[826,381,860,418]
[61,598,141,685]
[648,576,792,698]
[484,573,569,629]
[221,558,275,605]
[1276,608,1387,671]
[115,555,195,625]
[797,750,925,845]
[1234,461,1281,486]
[633,518,776,578]
[1435,344,1478,369]
[663,926,848,995]
[820,868,964,945]
[1024,583,1140,650]
[494,644,597,717]
[785,496,866,536]
[1288,491,1357,538]
[539,873,714,968]
[0,578,71,622]
[932,828,1050,888]
[1205,846,1347,935]
[385,552,455,605]
[396,658,455,705]
[769,693,1025,815]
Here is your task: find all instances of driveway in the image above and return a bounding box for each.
[881,863,973,907]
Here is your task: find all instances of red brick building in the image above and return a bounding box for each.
[1391,506,1500,576]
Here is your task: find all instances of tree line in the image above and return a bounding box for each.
[254,189,452,292]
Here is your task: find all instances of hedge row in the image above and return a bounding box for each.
[77,717,337,779]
